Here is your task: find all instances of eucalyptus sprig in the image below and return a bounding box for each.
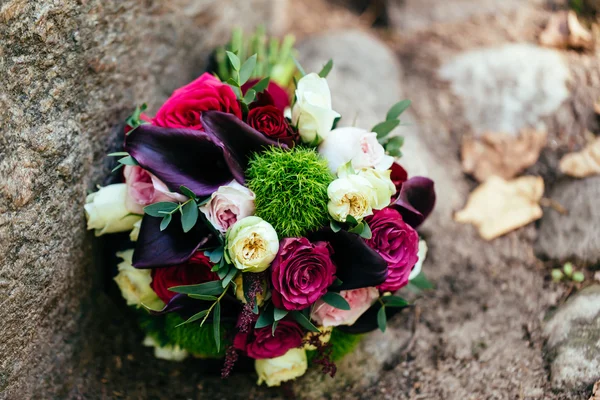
[142,185,200,232]
[372,99,411,158]
[376,295,410,332]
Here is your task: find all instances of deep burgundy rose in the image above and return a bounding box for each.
[153,73,241,130]
[241,80,291,111]
[390,162,408,197]
[233,320,304,359]
[271,238,337,311]
[151,252,219,303]
[364,208,419,292]
[246,106,298,147]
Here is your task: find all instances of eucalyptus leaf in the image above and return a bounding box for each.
[169,280,224,296]
[159,214,172,231]
[226,51,240,71]
[382,295,409,308]
[273,308,288,321]
[318,59,333,78]
[359,221,372,239]
[332,278,343,287]
[251,77,270,93]
[385,136,404,157]
[239,54,257,85]
[348,221,365,235]
[330,220,342,233]
[179,185,197,200]
[176,309,209,327]
[181,201,199,233]
[188,294,218,301]
[243,89,256,104]
[377,306,387,332]
[271,320,279,336]
[372,119,400,139]
[217,264,231,280]
[386,99,411,121]
[222,266,237,288]
[205,247,224,264]
[291,311,320,332]
[118,155,138,166]
[214,302,221,352]
[256,306,274,329]
[292,55,306,77]
[345,214,359,227]
[322,292,351,310]
[410,271,434,290]
[143,202,179,217]
[107,152,129,157]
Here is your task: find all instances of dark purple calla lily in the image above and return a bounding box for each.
[132,214,215,268]
[336,302,409,334]
[390,176,436,228]
[309,229,388,291]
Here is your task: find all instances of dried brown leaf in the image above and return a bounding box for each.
[461,129,547,182]
[454,176,544,240]
[539,11,594,50]
[559,137,600,178]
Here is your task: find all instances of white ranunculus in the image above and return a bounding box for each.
[256,348,308,387]
[142,336,189,362]
[292,73,340,144]
[129,219,142,242]
[113,250,163,309]
[327,175,375,223]
[84,183,141,236]
[199,181,256,233]
[356,168,396,210]
[318,127,394,174]
[226,216,279,273]
[409,239,428,280]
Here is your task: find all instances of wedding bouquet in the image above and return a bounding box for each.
[85,29,436,387]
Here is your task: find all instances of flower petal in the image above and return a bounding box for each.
[390,176,436,228]
[132,214,215,268]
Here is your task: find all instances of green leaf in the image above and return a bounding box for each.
[213,302,221,352]
[322,292,351,310]
[243,89,256,104]
[229,84,242,99]
[572,271,585,282]
[159,214,172,231]
[359,221,372,239]
[271,320,279,336]
[410,271,434,290]
[332,278,343,287]
[125,103,148,129]
[239,54,257,85]
[291,311,320,332]
[250,77,270,93]
[386,100,411,121]
[377,306,387,332]
[563,262,574,277]
[169,280,224,296]
[348,221,365,235]
[385,136,404,157]
[372,119,400,139]
[107,151,129,157]
[143,202,179,217]
[551,269,564,282]
[217,264,231,280]
[179,185,197,200]
[292,55,306,77]
[256,306,274,329]
[382,295,409,308]
[222,266,237,288]
[118,155,138,166]
[226,51,240,71]
[330,220,342,233]
[188,294,218,301]
[318,59,333,78]
[345,214,359,227]
[176,309,209,327]
[181,201,199,233]
[205,247,224,264]
[273,308,288,321]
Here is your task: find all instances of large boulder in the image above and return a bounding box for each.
[0,1,284,398]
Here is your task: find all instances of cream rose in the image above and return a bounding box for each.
[255,348,308,387]
[319,127,394,174]
[113,250,163,309]
[142,336,188,362]
[311,287,379,327]
[356,168,395,210]
[327,174,375,223]
[292,73,340,144]
[85,183,141,236]
[226,216,279,273]
[199,180,256,233]
[129,219,142,242]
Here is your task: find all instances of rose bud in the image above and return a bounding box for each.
[226,216,279,273]
[199,180,256,233]
[84,183,141,236]
[311,287,379,327]
[255,348,308,387]
[247,105,299,147]
[124,165,187,215]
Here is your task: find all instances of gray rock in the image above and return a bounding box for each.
[544,285,600,390]
[535,176,600,265]
[0,0,284,398]
[439,44,570,135]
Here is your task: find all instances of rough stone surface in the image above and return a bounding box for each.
[0,1,284,398]
[535,176,600,265]
[544,285,600,390]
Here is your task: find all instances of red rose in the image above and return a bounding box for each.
[153,73,241,130]
[247,106,298,147]
[364,208,419,293]
[233,320,304,359]
[242,80,291,111]
[390,162,408,197]
[150,252,219,303]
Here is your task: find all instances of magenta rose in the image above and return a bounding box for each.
[365,208,419,292]
[123,165,187,214]
[271,238,337,311]
[153,73,242,130]
[233,320,304,359]
[311,287,379,327]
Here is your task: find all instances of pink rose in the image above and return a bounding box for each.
[365,208,419,292]
[153,73,242,130]
[233,320,304,359]
[311,287,379,327]
[198,181,256,233]
[271,238,337,311]
[123,165,187,214]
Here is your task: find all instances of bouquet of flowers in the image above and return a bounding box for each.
[85,29,436,387]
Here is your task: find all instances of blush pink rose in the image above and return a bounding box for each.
[198,181,256,233]
[310,287,379,327]
[365,208,419,292]
[153,73,242,130]
[123,165,187,214]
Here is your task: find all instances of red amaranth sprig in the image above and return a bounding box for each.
[305,332,337,378]
[221,345,239,378]
[237,272,264,333]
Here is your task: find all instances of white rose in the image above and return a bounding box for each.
[409,239,428,280]
[199,181,256,233]
[142,336,188,362]
[256,348,308,387]
[226,216,279,273]
[292,73,340,144]
[129,219,142,242]
[318,127,394,174]
[84,183,141,236]
[113,250,163,309]
[327,175,375,223]
[356,168,395,210]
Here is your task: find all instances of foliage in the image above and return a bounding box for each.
[164,313,231,358]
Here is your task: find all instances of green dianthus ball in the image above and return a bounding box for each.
[247,147,333,238]
[164,313,231,358]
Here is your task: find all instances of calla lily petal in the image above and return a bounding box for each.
[391,176,436,228]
